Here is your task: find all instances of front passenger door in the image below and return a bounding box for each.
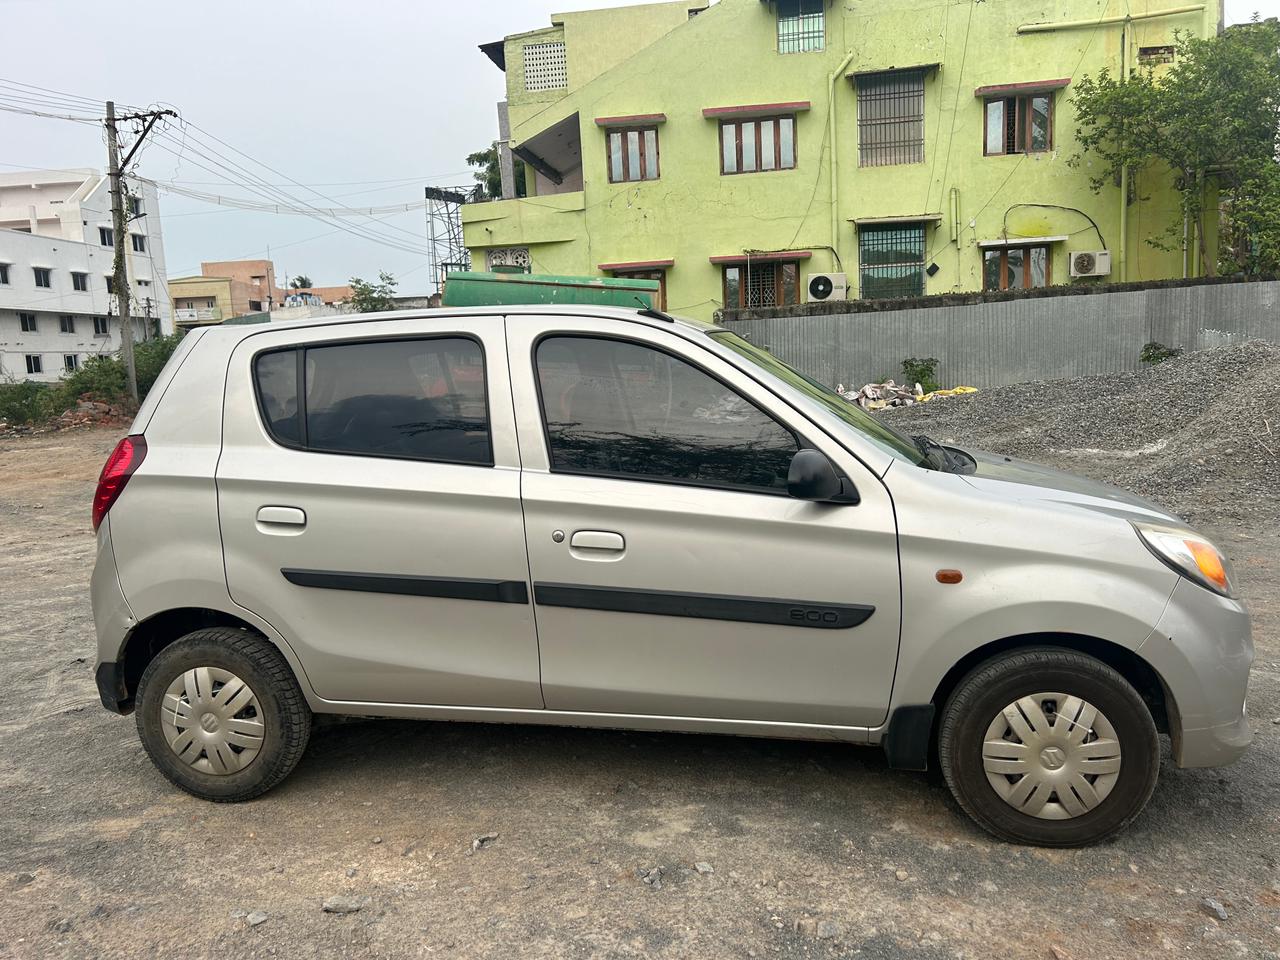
[508,317,902,729]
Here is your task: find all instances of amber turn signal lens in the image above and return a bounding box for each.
[936,569,963,584]
[1187,540,1229,592]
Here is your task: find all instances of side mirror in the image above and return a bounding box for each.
[787,449,859,504]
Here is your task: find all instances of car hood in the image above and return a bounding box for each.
[956,448,1178,522]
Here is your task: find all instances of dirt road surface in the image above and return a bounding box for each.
[2,428,1277,959]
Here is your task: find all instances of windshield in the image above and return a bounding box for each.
[708,331,926,466]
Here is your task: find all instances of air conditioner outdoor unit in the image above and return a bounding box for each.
[1070,250,1112,278]
[806,272,848,303]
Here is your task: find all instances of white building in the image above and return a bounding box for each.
[0,168,172,383]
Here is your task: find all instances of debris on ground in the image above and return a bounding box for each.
[638,866,665,889]
[879,341,1280,526]
[469,833,499,853]
[1200,897,1230,921]
[694,861,714,875]
[837,379,978,410]
[246,911,269,927]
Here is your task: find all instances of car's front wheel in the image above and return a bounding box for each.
[938,647,1160,846]
[135,628,311,801]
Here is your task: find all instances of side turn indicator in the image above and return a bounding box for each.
[936,569,963,584]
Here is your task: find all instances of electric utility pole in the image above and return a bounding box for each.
[105,100,176,401]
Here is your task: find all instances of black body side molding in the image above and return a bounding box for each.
[281,569,529,604]
[881,704,936,771]
[532,583,874,630]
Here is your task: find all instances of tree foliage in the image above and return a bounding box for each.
[466,146,527,200]
[290,275,312,289]
[347,272,398,312]
[1071,20,1280,276]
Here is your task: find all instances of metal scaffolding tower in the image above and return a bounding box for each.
[424,186,474,294]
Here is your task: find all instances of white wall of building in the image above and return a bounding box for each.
[0,169,171,382]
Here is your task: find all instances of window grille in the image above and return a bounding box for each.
[777,0,824,53]
[858,224,926,299]
[523,41,567,91]
[857,69,925,167]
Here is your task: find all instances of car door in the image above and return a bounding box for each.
[507,315,901,728]
[217,315,541,709]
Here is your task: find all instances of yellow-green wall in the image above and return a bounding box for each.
[467,0,1219,320]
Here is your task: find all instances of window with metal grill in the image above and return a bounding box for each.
[606,127,660,182]
[523,41,567,91]
[719,116,796,174]
[858,224,926,299]
[984,94,1053,155]
[857,69,926,167]
[721,261,801,308]
[777,0,824,53]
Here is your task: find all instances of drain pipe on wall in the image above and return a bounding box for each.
[829,48,860,274]
[1118,23,1130,282]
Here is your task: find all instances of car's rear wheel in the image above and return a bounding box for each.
[135,628,311,801]
[938,647,1159,846]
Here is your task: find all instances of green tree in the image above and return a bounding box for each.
[1070,19,1280,277]
[466,146,527,200]
[347,271,398,312]
[290,275,312,289]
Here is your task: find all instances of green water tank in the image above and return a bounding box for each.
[442,271,659,309]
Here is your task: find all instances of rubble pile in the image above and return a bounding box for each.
[837,380,978,411]
[879,340,1280,527]
[54,398,131,430]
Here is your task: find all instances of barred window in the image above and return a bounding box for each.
[859,224,926,299]
[523,41,567,91]
[721,261,801,308]
[777,0,824,54]
[857,69,925,167]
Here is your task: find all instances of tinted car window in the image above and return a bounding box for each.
[536,336,798,492]
[254,338,491,465]
[254,350,300,444]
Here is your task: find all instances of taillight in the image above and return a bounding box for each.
[93,435,147,531]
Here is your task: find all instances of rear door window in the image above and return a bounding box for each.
[253,337,491,465]
[535,335,799,493]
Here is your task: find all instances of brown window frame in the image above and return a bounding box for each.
[606,126,661,183]
[720,260,802,309]
[983,93,1054,156]
[982,245,1052,291]
[610,268,667,310]
[718,115,797,175]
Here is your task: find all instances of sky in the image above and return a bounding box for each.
[0,0,1276,295]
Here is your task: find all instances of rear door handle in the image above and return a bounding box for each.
[257,506,307,527]
[570,530,625,552]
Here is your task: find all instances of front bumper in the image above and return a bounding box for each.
[1140,578,1254,768]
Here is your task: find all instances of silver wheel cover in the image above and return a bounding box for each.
[161,667,265,775]
[982,692,1122,820]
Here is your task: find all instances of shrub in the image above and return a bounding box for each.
[0,380,48,425]
[901,356,941,393]
[1140,341,1183,365]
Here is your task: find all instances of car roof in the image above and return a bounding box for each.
[199,304,721,343]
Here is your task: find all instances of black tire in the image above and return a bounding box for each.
[135,627,311,802]
[938,647,1159,847]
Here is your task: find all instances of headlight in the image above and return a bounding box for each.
[1132,521,1234,597]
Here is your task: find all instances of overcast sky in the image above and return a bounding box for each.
[1,0,1276,294]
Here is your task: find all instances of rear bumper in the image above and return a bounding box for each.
[95,660,130,714]
[1140,579,1253,768]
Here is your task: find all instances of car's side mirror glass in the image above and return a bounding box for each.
[787,449,859,504]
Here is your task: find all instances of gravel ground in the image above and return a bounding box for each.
[882,340,1280,528]
[2,425,1279,960]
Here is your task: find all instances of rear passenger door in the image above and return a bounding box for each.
[217,316,541,709]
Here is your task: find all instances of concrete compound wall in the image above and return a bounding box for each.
[722,279,1280,389]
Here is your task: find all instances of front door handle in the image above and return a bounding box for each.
[257,506,307,527]
[570,530,625,552]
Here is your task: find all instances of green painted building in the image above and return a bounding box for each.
[465,0,1222,321]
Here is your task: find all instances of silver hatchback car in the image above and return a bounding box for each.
[90,306,1252,846]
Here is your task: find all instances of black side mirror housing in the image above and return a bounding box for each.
[787,449,860,504]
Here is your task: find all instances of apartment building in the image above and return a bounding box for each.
[0,168,170,382]
[465,0,1221,321]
